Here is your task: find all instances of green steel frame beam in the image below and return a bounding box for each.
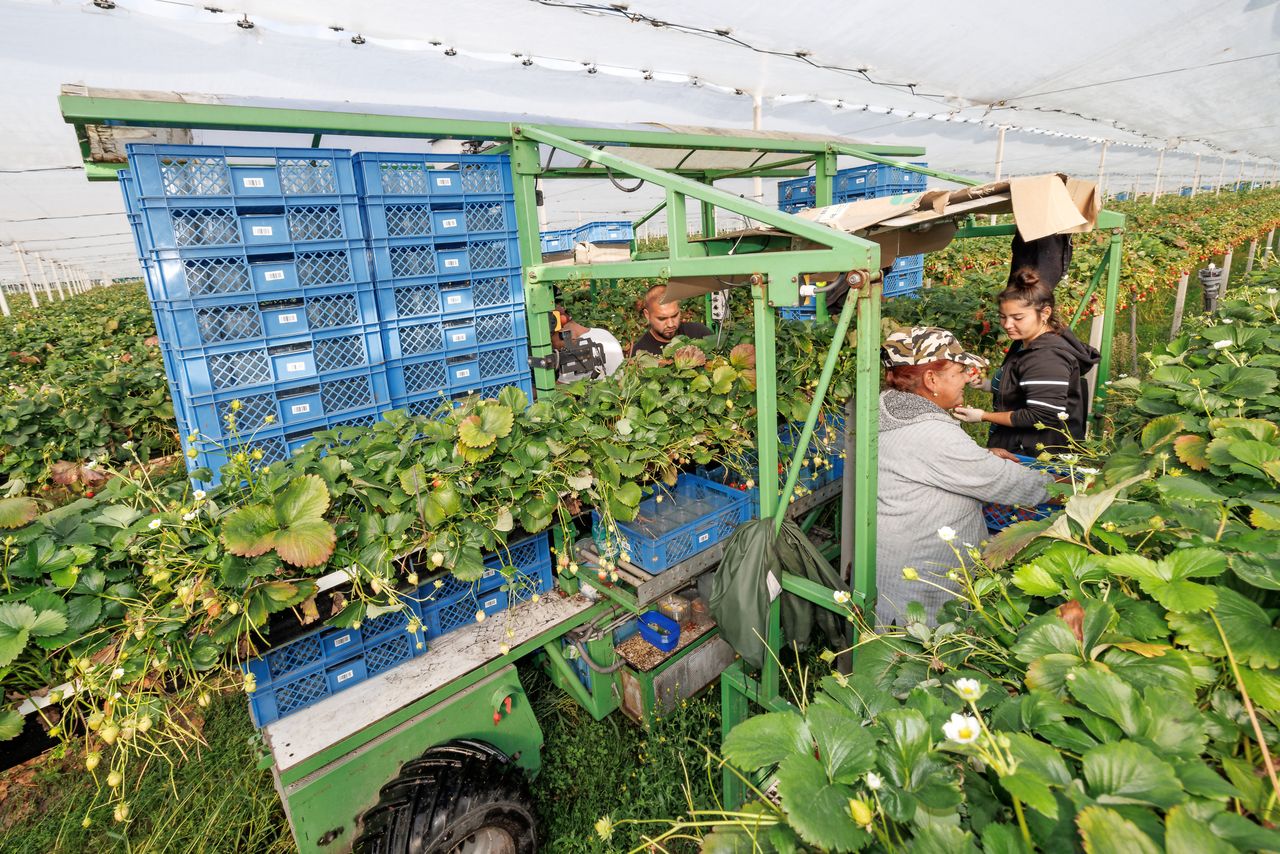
[59,92,925,156]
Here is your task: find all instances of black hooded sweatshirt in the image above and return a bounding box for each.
[988,328,1100,456]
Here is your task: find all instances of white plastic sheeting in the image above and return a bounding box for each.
[1,0,1277,278]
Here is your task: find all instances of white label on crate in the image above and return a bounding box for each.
[278,313,298,324]
[441,218,458,228]
[446,294,463,305]
[455,368,472,379]
[698,532,711,544]
[435,176,452,187]
[443,258,460,268]
[450,332,467,343]
[264,270,286,282]
[290,403,312,415]
[484,598,498,609]
[251,225,274,236]
[332,635,351,648]
[285,360,307,373]
[483,568,496,579]
[336,669,355,683]
[242,177,266,188]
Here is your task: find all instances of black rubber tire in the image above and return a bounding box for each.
[353,739,538,854]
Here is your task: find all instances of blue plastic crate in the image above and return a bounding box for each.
[151,280,379,350]
[778,176,816,207]
[540,229,574,254]
[139,242,371,302]
[884,267,925,298]
[369,234,522,286]
[386,339,529,401]
[983,454,1073,533]
[372,269,524,322]
[381,307,529,361]
[243,604,422,687]
[391,373,535,418]
[573,221,633,244]
[362,198,515,241]
[777,163,928,211]
[134,197,364,254]
[593,473,751,572]
[245,630,421,727]
[421,587,509,639]
[354,151,514,200]
[416,531,553,603]
[125,145,359,203]
[162,323,384,398]
[174,364,390,437]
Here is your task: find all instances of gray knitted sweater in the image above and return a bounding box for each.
[876,389,1051,627]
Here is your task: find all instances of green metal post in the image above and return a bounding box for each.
[1069,252,1111,329]
[813,151,837,323]
[1094,228,1124,402]
[773,292,857,533]
[720,663,750,807]
[510,139,556,393]
[852,281,882,611]
[753,284,780,522]
[702,189,717,325]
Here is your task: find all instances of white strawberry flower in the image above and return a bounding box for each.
[866,771,883,791]
[833,590,851,604]
[1213,340,1233,349]
[954,678,984,701]
[942,713,981,744]
[148,519,161,530]
[193,489,206,501]
[937,526,957,542]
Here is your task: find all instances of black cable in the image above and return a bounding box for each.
[605,164,644,193]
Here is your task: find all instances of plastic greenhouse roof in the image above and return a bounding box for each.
[1,0,1277,278]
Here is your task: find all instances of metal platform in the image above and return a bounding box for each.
[263,592,597,773]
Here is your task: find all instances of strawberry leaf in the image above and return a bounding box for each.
[272,519,337,568]
[0,497,38,530]
[221,505,278,558]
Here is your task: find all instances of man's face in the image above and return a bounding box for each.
[644,300,683,341]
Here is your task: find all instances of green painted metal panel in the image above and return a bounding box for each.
[280,667,539,854]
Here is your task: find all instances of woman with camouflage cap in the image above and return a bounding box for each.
[877,326,1051,626]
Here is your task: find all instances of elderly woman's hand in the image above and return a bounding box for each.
[952,406,985,424]
[988,447,1021,462]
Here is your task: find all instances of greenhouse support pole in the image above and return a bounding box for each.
[1096,140,1110,200]
[1245,240,1258,276]
[0,280,9,317]
[990,125,1007,224]
[12,245,37,308]
[1234,160,1245,192]
[1190,154,1201,197]
[1216,157,1227,195]
[32,253,55,303]
[1267,229,1276,264]
[1152,148,1165,203]
[1221,247,1234,298]
[1171,273,1190,338]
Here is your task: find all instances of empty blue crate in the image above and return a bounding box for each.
[176,364,390,437]
[245,627,423,727]
[373,269,523,322]
[364,198,515,241]
[984,454,1072,533]
[165,324,384,398]
[125,144,358,203]
[153,280,378,351]
[573,221,633,244]
[369,235,521,286]
[541,229,574,254]
[354,151,515,200]
[778,176,816,210]
[136,197,364,255]
[884,267,925,298]
[387,339,530,403]
[594,473,751,573]
[382,307,528,361]
[140,242,371,302]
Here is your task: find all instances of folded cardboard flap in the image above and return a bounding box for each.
[1007,175,1088,241]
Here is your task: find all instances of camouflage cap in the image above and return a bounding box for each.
[881,326,989,370]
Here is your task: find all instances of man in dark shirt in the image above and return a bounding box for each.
[628,284,714,356]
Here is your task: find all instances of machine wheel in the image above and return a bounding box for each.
[353,739,537,854]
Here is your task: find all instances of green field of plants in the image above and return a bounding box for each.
[1,188,1279,852]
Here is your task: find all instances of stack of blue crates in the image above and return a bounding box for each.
[776,162,928,305]
[573,220,633,244]
[244,532,555,726]
[121,146,388,481]
[121,145,537,484]
[355,153,532,417]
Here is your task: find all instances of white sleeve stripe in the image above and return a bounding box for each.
[1026,399,1067,411]
[1020,380,1069,386]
